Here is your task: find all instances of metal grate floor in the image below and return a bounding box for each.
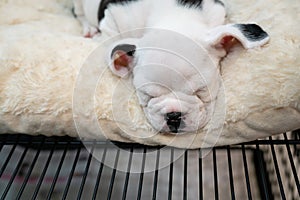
[0,131,299,200]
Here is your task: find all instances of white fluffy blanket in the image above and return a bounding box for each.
[0,0,299,148]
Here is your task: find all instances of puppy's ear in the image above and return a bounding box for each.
[107,38,138,78]
[207,23,269,53]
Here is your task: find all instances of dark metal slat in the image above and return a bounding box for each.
[1,137,298,146]
[107,149,120,200]
[122,147,134,200]
[269,137,286,200]
[16,139,45,199]
[183,150,188,200]
[168,148,174,200]
[152,149,160,200]
[1,142,30,200]
[199,149,203,200]
[46,142,69,200]
[243,140,300,145]
[137,147,147,200]
[91,146,108,200]
[61,147,81,200]
[77,145,95,200]
[283,133,300,196]
[31,143,57,200]
[213,148,219,200]
[241,145,252,200]
[254,144,271,200]
[0,140,19,178]
[227,146,236,200]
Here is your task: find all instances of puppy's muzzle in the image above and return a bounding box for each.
[165,112,183,133]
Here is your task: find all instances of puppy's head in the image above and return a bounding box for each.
[107,24,269,134]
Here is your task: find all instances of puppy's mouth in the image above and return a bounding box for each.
[167,123,186,134]
[162,125,188,134]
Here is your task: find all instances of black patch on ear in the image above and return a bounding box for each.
[98,0,139,23]
[177,0,203,9]
[235,24,269,41]
[111,44,136,58]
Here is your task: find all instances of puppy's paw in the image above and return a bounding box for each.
[83,25,99,38]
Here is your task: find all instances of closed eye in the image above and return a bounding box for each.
[193,88,206,97]
[140,89,159,99]
[145,92,155,99]
[193,88,212,102]
[137,91,155,106]
[193,87,215,103]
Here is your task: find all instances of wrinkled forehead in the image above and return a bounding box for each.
[133,50,217,93]
[133,56,216,93]
[132,31,219,92]
[136,49,199,76]
[136,30,211,65]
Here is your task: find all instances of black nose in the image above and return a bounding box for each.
[165,112,182,133]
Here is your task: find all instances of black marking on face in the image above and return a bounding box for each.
[235,24,269,41]
[111,44,136,58]
[177,0,203,9]
[214,0,224,6]
[71,7,77,17]
[98,0,139,23]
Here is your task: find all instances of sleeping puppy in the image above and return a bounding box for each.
[74,0,270,134]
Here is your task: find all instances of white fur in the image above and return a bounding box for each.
[78,0,269,133]
[129,30,221,133]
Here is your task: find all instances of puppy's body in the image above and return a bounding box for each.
[74,0,270,134]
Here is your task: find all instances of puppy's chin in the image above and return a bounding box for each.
[157,123,205,135]
[160,128,197,135]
